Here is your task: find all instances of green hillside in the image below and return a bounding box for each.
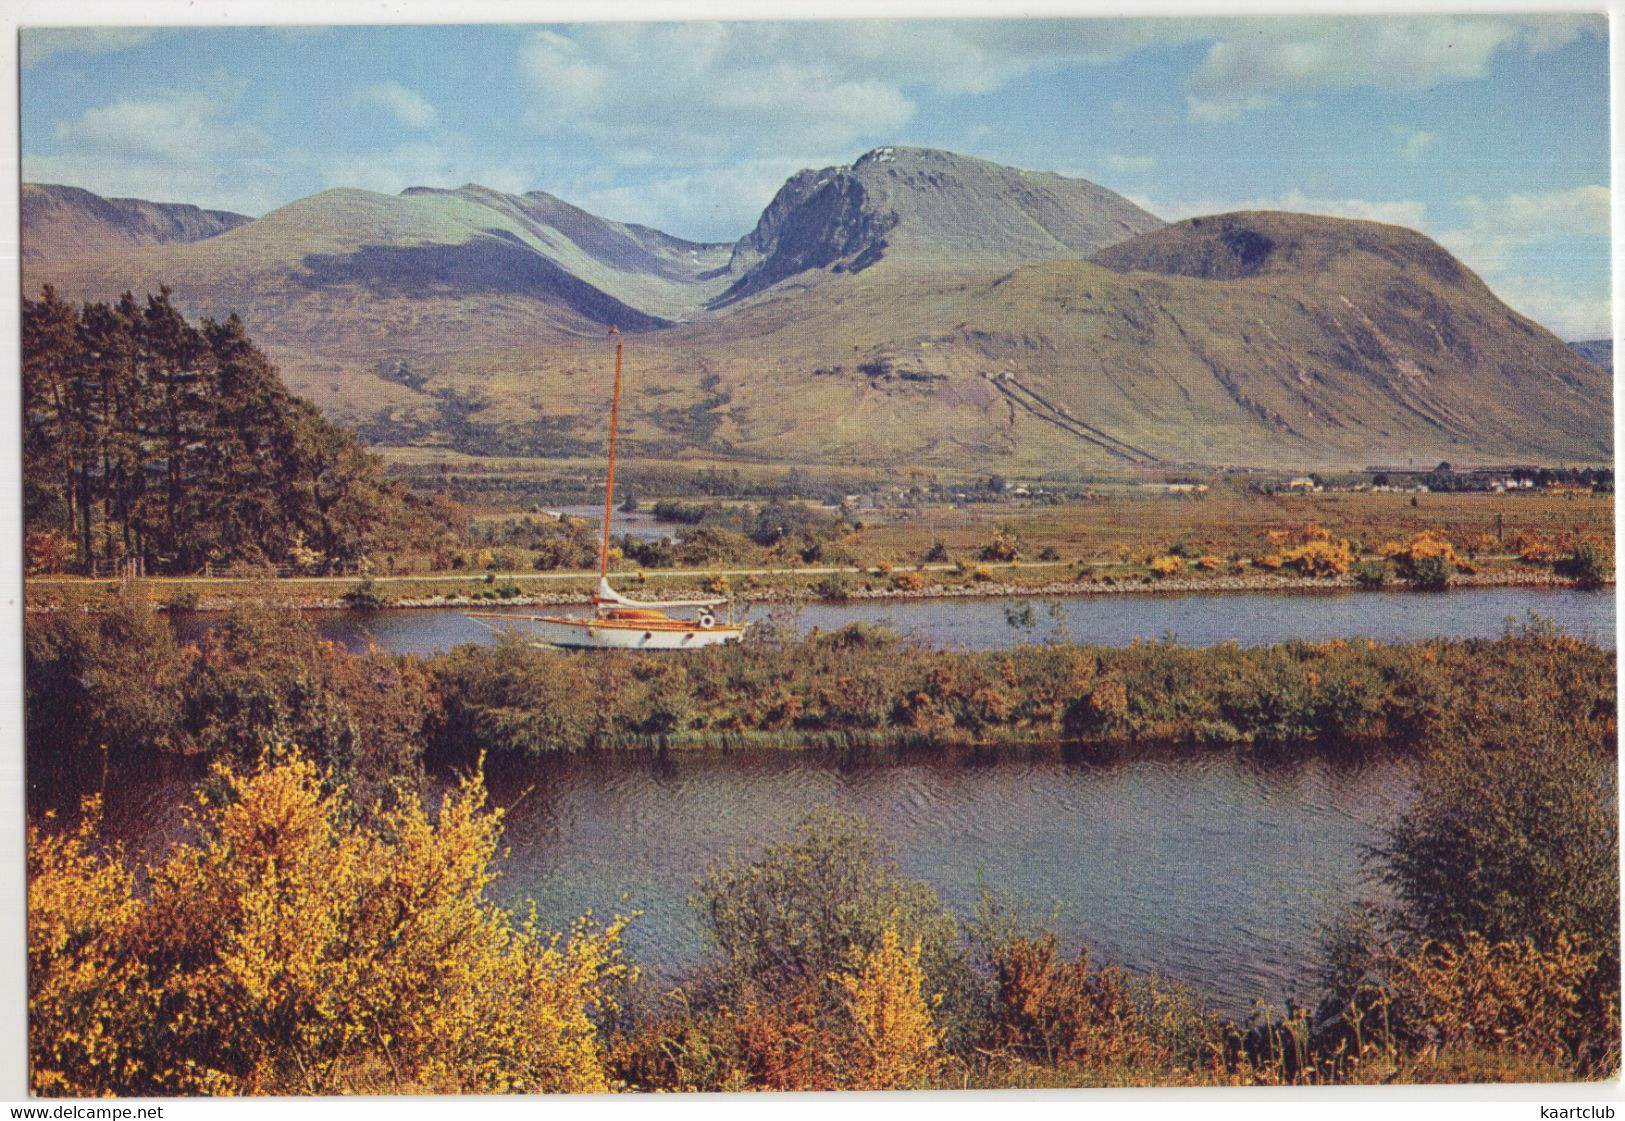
[21,159,1611,472]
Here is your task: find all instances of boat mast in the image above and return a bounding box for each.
[598,327,623,586]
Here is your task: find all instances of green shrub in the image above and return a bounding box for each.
[1351,558,1390,588]
[342,578,389,610]
[1558,541,1611,589]
[1376,695,1617,969]
[811,572,852,603]
[693,808,979,1050]
[1404,554,1453,591]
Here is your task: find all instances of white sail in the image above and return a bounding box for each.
[594,577,726,610]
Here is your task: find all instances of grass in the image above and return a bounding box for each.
[28,488,1607,614]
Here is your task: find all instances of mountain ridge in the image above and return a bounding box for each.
[716,146,1164,306]
[20,151,1611,470]
[22,183,252,262]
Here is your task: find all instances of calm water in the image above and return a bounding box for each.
[278,585,1613,657]
[550,504,674,543]
[113,584,1609,1018]
[86,748,1411,1019]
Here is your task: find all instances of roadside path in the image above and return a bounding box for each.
[26,560,1070,586]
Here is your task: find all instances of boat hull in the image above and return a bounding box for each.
[510,615,746,650]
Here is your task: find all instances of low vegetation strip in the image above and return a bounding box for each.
[25,602,1617,1092]
[26,601,1614,781]
[428,617,1613,757]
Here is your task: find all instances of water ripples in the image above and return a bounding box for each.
[472,749,1413,1017]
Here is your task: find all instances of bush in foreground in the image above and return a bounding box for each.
[29,751,629,1096]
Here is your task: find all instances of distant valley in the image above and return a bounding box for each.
[23,147,1611,473]
[1569,338,1613,373]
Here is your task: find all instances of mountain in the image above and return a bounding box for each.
[20,160,1613,471]
[21,149,1158,332]
[24,182,733,337]
[22,183,251,262]
[715,146,1163,305]
[379,210,1606,469]
[1569,338,1612,373]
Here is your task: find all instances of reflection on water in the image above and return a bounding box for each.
[474,749,1411,1018]
[255,585,1614,658]
[64,747,1413,1019]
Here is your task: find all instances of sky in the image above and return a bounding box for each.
[16,13,1613,338]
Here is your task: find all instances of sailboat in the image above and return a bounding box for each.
[467,329,747,649]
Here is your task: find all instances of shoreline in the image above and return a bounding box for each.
[22,563,1600,613]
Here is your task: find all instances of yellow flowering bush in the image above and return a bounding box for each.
[834,929,944,1089]
[1381,531,1464,588]
[29,751,630,1096]
[1281,538,1353,578]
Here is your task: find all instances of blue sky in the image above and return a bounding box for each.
[18,15,1612,337]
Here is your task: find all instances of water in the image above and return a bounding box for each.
[273,585,1613,658]
[83,748,1411,1019]
[550,504,676,543]
[106,584,1610,1017]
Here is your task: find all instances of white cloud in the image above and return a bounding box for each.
[1184,15,1596,123]
[20,28,156,67]
[1431,185,1611,338]
[512,19,1261,161]
[25,91,288,214]
[511,16,1603,160]
[1438,185,1610,264]
[568,156,845,243]
[518,24,916,159]
[351,82,437,129]
[1393,126,1437,159]
[1476,271,1612,341]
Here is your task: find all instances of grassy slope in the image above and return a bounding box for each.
[26,202,1611,471]
[404,232,1611,471]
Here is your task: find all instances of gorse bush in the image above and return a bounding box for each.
[1281,538,1353,578]
[834,929,945,1090]
[28,751,630,1096]
[1381,531,1463,589]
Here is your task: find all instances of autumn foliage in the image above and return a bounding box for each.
[28,752,629,1096]
[24,604,1619,1093]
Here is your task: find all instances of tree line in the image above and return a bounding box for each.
[23,285,462,575]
